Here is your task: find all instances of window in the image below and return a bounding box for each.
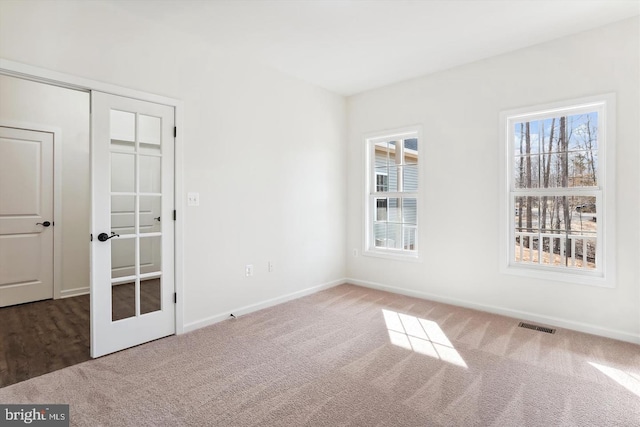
[500,95,615,286]
[365,127,420,259]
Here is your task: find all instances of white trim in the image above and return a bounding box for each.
[347,278,640,345]
[60,286,89,298]
[0,120,64,299]
[362,250,421,263]
[0,59,178,107]
[363,124,423,261]
[498,93,616,288]
[174,105,185,334]
[364,126,422,144]
[183,278,345,333]
[0,59,186,344]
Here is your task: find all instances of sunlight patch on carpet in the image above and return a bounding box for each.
[589,362,640,398]
[382,309,467,368]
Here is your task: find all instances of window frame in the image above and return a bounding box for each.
[499,94,616,287]
[364,126,422,261]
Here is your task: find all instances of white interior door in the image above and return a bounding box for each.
[0,127,54,307]
[91,91,175,358]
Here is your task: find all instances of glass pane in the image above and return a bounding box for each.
[403,138,418,164]
[581,239,596,269]
[544,153,567,188]
[388,198,400,222]
[513,121,539,155]
[138,114,161,146]
[374,142,390,167]
[403,226,416,251]
[386,223,402,249]
[140,196,161,234]
[403,164,418,191]
[513,123,523,154]
[541,195,572,233]
[140,155,161,193]
[539,236,552,266]
[572,196,597,235]
[538,196,554,232]
[140,236,161,275]
[140,277,161,315]
[112,281,136,321]
[388,141,397,163]
[375,168,388,192]
[590,151,598,184]
[568,151,597,187]
[402,198,417,225]
[374,141,396,167]
[513,155,539,188]
[514,196,538,232]
[111,195,135,235]
[110,110,135,143]
[375,198,387,221]
[539,152,554,188]
[111,153,135,193]
[387,166,399,192]
[111,237,135,279]
[374,222,386,247]
[567,112,598,152]
[514,234,537,264]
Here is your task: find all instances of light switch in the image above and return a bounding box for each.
[187,192,200,206]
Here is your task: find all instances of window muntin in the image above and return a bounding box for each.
[506,103,605,277]
[367,131,419,257]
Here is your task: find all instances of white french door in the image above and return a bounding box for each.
[91,91,175,358]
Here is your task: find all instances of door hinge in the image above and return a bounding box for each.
[173,210,176,221]
[174,293,177,304]
[90,233,93,241]
[174,127,177,138]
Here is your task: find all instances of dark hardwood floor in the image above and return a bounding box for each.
[0,294,91,388]
[112,278,161,321]
[1,278,162,387]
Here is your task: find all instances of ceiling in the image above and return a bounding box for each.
[113,0,640,96]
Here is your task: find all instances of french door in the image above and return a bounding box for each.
[91,92,175,358]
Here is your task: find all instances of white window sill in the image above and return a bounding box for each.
[363,249,422,263]
[501,263,614,288]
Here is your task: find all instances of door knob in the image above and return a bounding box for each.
[36,221,51,227]
[97,232,119,242]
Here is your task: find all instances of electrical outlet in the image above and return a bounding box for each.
[268,261,274,272]
[353,249,358,257]
[187,192,200,206]
[245,264,253,277]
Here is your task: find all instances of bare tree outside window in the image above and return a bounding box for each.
[513,111,598,270]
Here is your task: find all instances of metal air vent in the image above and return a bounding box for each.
[518,322,556,334]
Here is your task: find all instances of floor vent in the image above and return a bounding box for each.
[518,322,556,334]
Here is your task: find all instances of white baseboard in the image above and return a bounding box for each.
[59,286,89,298]
[347,278,640,345]
[181,278,346,334]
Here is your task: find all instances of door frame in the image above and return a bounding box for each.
[0,58,186,335]
[0,121,62,299]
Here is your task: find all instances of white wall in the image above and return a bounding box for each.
[0,1,347,328]
[0,75,90,297]
[347,17,640,342]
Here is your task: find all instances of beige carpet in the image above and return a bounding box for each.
[1,284,639,426]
